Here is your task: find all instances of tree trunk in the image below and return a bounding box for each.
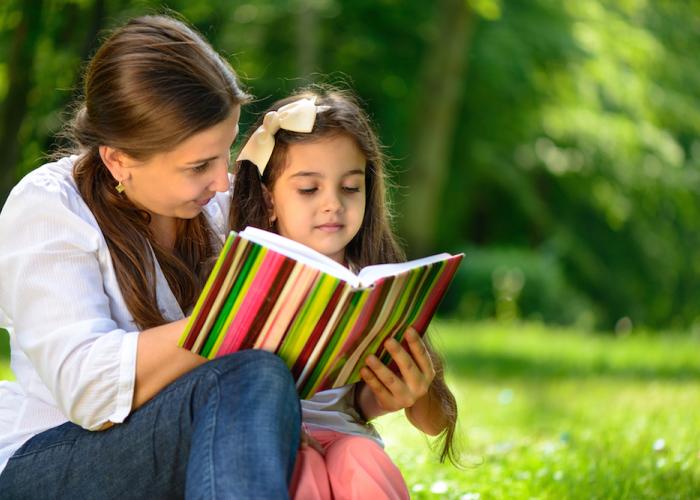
[296,0,319,83]
[49,0,108,154]
[401,0,475,256]
[0,0,44,206]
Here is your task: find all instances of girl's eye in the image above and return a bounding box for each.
[342,186,361,193]
[298,187,318,195]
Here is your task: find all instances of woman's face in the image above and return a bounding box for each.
[122,106,240,220]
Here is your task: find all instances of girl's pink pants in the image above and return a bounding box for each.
[290,428,409,500]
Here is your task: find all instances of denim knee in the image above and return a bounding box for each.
[195,350,299,411]
[208,349,294,386]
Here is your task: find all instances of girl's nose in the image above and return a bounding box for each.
[322,192,343,213]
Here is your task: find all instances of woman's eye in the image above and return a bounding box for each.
[192,162,210,173]
[298,187,318,195]
[342,186,361,193]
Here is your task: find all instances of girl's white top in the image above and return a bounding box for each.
[0,156,377,476]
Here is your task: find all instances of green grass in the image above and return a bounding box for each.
[2,322,699,498]
[373,321,700,499]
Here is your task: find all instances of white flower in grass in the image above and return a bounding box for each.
[461,493,481,500]
[498,388,514,405]
[430,481,449,494]
[540,441,557,455]
[652,438,666,452]
[489,441,514,455]
[412,483,425,493]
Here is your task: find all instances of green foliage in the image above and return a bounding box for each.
[440,247,596,326]
[1,0,699,330]
[0,328,10,380]
[0,328,8,359]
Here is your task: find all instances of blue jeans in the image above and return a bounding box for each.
[0,350,301,499]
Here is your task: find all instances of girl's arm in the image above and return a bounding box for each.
[356,328,448,436]
[132,318,207,411]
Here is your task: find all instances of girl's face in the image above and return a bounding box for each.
[121,107,240,220]
[269,134,366,264]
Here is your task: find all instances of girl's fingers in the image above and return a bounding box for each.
[404,328,436,381]
[359,365,394,406]
[364,355,415,407]
[384,337,422,383]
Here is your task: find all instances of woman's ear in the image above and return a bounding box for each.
[261,185,277,224]
[98,145,130,184]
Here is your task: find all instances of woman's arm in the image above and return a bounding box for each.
[132,318,206,411]
[0,179,209,431]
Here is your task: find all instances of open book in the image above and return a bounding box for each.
[178,227,463,398]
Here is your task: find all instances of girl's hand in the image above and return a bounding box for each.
[358,327,436,414]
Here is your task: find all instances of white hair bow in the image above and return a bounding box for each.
[236,97,330,175]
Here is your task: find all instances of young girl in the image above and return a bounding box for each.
[230,89,459,499]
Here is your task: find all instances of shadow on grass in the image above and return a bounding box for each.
[445,350,700,382]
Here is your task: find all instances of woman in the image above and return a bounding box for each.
[0,15,300,498]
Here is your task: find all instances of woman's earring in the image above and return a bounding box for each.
[115,181,125,194]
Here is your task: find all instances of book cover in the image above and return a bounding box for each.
[178,227,463,398]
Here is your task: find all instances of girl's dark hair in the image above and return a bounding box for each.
[66,15,249,329]
[230,87,460,465]
[231,88,403,268]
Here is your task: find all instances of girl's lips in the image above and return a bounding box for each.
[316,223,344,232]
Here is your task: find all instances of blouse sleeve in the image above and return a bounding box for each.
[0,179,138,430]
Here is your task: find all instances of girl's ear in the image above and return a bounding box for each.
[261,185,277,224]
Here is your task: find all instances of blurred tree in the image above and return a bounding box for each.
[0,0,43,203]
[1,0,698,330]
[401,0,475,256]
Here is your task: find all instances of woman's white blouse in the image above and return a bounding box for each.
[0,156,231,474]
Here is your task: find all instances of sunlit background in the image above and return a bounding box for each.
[1,1,699,497]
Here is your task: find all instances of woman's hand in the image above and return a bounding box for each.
[358,327,435,414]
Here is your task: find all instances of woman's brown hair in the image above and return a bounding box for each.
[230,87,460,465]
[66,15,249,330]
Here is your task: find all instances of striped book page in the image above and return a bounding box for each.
[178,227,463,398]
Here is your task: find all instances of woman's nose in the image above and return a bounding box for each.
[210,160,230,192]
